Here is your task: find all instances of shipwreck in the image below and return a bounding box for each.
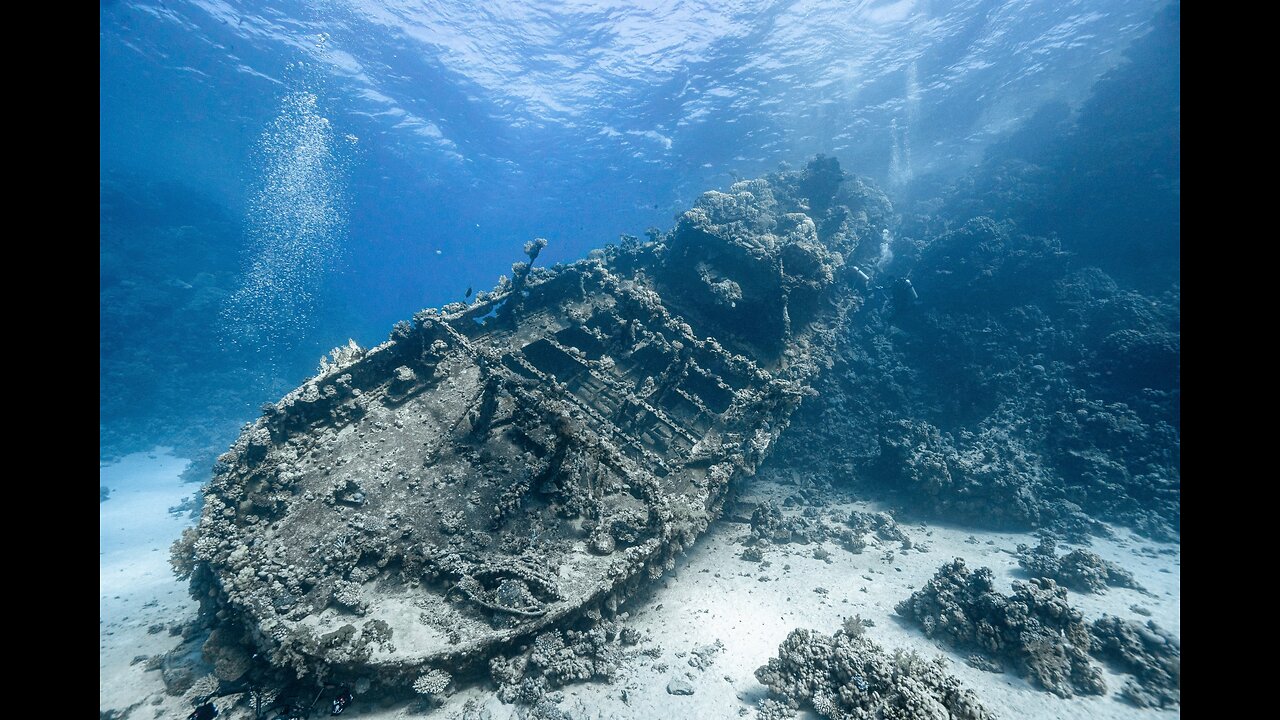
[173,157,895,691]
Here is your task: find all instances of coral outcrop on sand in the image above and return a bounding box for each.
[1015,537,1140,593]
[895,559,1105,698]
[754,617,995,719]
[1089,616,1180,708]
[492,625,623,700]
[740,501,912,559]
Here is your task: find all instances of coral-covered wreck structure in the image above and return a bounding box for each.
[174,158,894,689]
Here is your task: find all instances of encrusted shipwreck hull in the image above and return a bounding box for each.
[176,158,893,687]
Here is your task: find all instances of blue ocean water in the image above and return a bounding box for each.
[100,0,1178,465]
[101,5,1180,716]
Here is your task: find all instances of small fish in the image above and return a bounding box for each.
[465,286,473,298]
[331,687,353,714]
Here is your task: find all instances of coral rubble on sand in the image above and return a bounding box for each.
[489,625,627,704]
[895,559,1105,698]
[1090,616,1180,708]
[1015,537,1141,593]
[755,617,995,720]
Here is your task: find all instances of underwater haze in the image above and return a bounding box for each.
[100,2,1179,719]
[101,0,1177,464]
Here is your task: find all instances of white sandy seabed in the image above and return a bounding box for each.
[101,450,1179,720]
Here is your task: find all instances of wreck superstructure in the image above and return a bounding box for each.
[174,157,894,687]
